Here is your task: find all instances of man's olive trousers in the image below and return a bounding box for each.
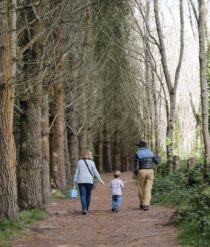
[137,169,154,206]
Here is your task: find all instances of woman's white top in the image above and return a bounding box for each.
[74,159,103,184]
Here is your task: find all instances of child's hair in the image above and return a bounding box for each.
[113,170,121,178]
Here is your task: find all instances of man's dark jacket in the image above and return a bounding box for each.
[134,147,159,173]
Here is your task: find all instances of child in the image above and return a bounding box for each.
[109,170,124,213]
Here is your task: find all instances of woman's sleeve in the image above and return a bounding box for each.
[73,162,80,183]
[92,163,103,183]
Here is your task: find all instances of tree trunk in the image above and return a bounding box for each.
[198,0,210,167]
[98,139,103,172]
[103,128,112,172]
[153,73,161,156]
[0,0,18,220]
[154,0,184,171]
[41,94,51,205]
[64,129,71,184]
[50,82,66,190]
[166,93,177,172]
[68,104,79,178]
[69,131,79,178]
[18,100,43,209]
[173,155,180,171]
[125,155,129,171]
[103,141,112,172]
[113,132,120,171]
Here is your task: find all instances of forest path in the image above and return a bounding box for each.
[11,172,180,247]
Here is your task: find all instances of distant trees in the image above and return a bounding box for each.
[0,0,209,222]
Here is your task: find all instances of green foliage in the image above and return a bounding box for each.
[152,170,188,206]
[0,209,45,245]
[19,209,45,224]
[165,137,172,146]
[153,164,210,247]
[52,189,66,199]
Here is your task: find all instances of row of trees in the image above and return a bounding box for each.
[0,0,138,221]
[0,0,209,222]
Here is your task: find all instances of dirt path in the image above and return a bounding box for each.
[10,172,180,247]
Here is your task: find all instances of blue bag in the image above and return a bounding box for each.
[69,185,78,199]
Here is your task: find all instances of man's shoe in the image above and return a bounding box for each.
[143,205,149,211]
[140,205,144,210]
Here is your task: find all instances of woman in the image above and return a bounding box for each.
[74,150,105,215]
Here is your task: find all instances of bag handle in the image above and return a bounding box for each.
[83,159,93,177]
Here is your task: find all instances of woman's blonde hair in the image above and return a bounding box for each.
[81,150,93,160]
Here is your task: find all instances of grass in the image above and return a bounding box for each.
[0,209,45,246]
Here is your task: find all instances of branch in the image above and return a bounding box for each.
[188,0,198,23]
[174,0,185,92]
[154,0,173,92]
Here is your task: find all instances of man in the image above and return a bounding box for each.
[134,141,159,211]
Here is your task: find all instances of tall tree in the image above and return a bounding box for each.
[41,94,51,205]
[154,0,184,171]
[198,0,210,167]
[50,53,66,190]
[0,0,18,220]
[18,1,48,209]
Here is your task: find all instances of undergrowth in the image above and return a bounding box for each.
[152,164,210,247]
[0,209,45,246]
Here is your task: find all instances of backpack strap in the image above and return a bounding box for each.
[83,159,93,177]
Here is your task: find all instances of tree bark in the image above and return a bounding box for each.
[198,0,210,167]
[41,94,51,205]
[166,93,177,171]
[18,0,48,209]
[50,82,66,190]
[69,107,79,178]
[78,3,93,155]
[173,155,180,171]
[113,132,120,171]
[98,139,103,172]
[64,129,71,184]
[0,0,18,220]
[18,100,43,209]
[152,72,161,156]
[103,127,112,172]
